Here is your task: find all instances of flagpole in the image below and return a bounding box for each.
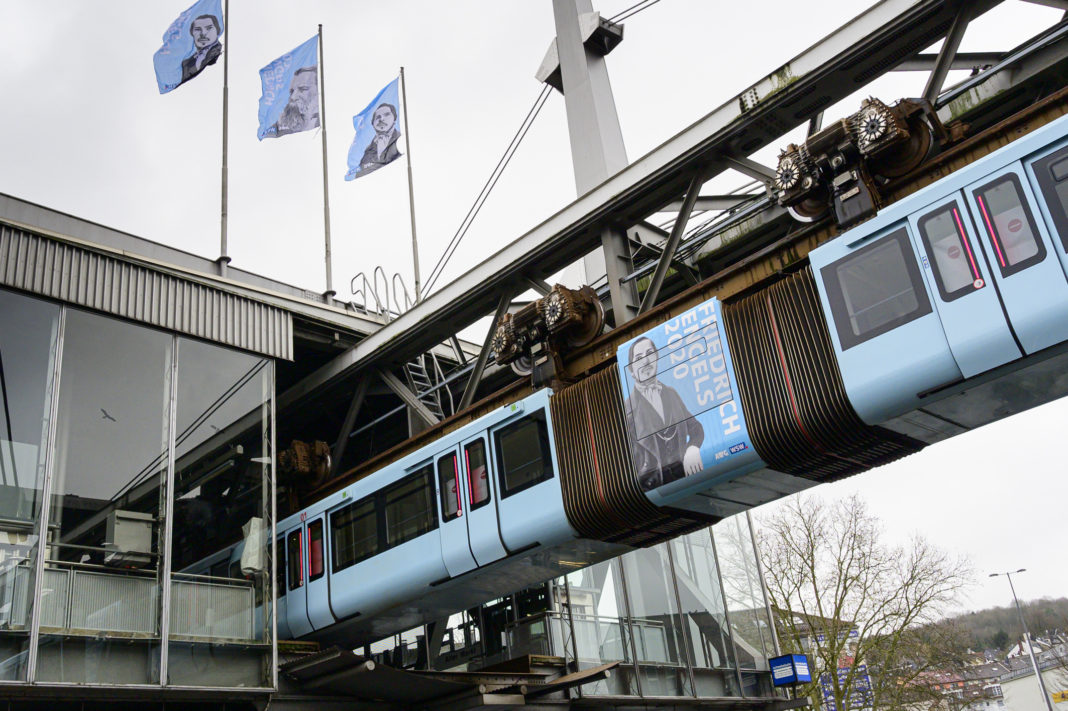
[218,0,230,277]
[400,67,421,302]
[318,24,335,298]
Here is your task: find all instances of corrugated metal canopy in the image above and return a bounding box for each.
[0,223,293,360]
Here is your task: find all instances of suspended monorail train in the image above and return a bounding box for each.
[273,110,1068,645]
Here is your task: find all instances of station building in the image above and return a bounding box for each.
[0,193,790,710]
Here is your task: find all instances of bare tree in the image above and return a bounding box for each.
[757,494,973,711]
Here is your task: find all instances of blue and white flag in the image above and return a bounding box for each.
[345,78,403,181]
[257,36,320,140]
[153,0,224,94]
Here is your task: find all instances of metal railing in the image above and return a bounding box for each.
[0,562,255,642]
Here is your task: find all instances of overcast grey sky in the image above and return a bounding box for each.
[0,1,1065,615]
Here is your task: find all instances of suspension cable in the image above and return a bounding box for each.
[423,84,552,295]
[423,0,665,296]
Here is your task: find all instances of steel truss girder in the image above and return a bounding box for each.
[378,367,440,426]
[278,0,1005,411]
[639,170,706,314]
[923,3,973,103]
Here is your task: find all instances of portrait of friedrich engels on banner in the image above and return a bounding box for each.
[623,336,705,491]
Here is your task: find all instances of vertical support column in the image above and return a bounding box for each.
[268,361,278,689]
[26,307,66,682]
[551,0,638,326]
[157,335,181,685]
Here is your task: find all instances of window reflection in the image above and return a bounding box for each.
[562,560,639,696]
[672,530,739,697]
[713,515,774,672]
[41,308,172,684]
[0,289,61,681]
[168,337,271,688]
[619,546,694,697]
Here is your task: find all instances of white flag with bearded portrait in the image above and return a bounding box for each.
[257,35,320,140]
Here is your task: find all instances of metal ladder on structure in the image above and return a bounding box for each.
[351,268,456,422]
[404,352,453,422]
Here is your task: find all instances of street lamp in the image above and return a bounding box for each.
[989,569,1054,711]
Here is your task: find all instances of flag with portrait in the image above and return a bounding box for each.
[345,77,403,181]
[153,0,225,94]
[257,35,320,140]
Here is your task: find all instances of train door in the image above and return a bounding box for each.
[304,517,335,629]
[460,435,509,565]
[275,534,292,639]
[907,193,1021,377]
[810,222,961,424]
[284,526,313,638]
[1025,143,1068,285]
[436,451,477,577]
[964,162,1068,353]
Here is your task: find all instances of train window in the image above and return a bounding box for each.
[821,228,932,350]
[308,520,325,581]
[275,535,286,597]
[331,497,378,571]
[972,174,1046,277]
[918,204,984,302]
[1029,146,1068,253]
[385,468,437,547]
[286,530,303,591]
[494,410,553,498]
[465,440,491,510]
[438,454,461,521]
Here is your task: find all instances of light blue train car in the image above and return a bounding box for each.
[265,111,1068,646]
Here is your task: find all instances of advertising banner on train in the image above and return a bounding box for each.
[615,297,756,497]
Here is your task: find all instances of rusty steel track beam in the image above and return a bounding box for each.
[303,86,1068,506]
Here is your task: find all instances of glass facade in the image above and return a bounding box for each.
[0,287,274,689]
[0,290,60,681]
[365,516,777,701]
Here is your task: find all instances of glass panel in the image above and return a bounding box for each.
[619,546,693,697]
[974,174,1046,277]
[1030,146,1068,252]
[713,515,773,672]
[167,338,272,688]
[464,441,490,509]
[331,498,378,570]
[39,308,171,684]
[0,289,60,681]
[821,228,932,350]
[438,455,460,521]
[275,535,285,598]
[287,530,302,590]
[670,530,740,698]
[493,412,553,497]
[308,521,324,581]
[561,560,639,696]
[384,470,435,548]
[918,204,983,301]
